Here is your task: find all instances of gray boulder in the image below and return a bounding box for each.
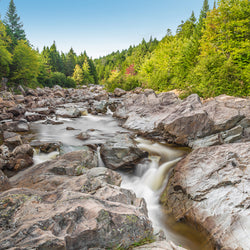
[100,134,147,170]
[161,142,250,249]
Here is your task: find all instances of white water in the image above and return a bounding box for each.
[120,140,190,245]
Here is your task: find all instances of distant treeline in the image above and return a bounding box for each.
[94,0,250,98]
[0,0,249,98]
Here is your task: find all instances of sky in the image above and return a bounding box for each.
[0,0,214,59]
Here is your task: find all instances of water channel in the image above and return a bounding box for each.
[30,110,213,250]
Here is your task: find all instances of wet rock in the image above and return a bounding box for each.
[100,134,147,170]
[42,118,64,125]
[55,107,81,118]
[0,170,11,191]
[91,100,108,114]
[161,142,250,249]
[76,131,90,141]
[30,141,61,153]
[114,87,126,97]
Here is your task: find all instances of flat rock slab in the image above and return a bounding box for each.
[161,142,250,249]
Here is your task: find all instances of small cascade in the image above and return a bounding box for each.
[143,157,182,191]
[97,146,105,168]
[33,150,59,165]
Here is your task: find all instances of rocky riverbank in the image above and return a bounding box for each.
[0,85,249,249]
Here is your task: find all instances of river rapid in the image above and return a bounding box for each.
[30,110,213,250]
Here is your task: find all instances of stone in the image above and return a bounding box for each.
[0,188,153,250]
[0,170,11,191]
[1,119,30,132]
[100,134,148,170]
[55,107,81,118]
[161,142,250,249]
[3,132,23,151]
[134,240,187,250]
[76,131,90,141]
[30,140,61,153]
[114,92,250,147]
[114,87,126,97]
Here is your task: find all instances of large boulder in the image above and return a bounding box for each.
[1,145,154,249]
[114,92,250,147]
[100,134,148,170]
[0,188,153,250]
[160,142,250,249]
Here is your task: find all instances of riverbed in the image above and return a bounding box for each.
[30,112,213,250]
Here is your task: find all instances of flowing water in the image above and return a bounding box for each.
[30,112,213,250]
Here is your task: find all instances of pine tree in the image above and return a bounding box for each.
[4,0,26,49]
[0,20,12,78]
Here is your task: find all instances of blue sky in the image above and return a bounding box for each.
[0,0,214,58]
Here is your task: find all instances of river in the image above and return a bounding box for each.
[30,111,213,250]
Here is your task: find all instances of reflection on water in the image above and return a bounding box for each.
[31,113,213,250]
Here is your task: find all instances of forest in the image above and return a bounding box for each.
[0,0,249,98]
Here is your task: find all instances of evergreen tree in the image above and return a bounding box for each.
[72,64,83,85]
[4,0,26,49]
[0,20,12,78]
[64,48,76,76]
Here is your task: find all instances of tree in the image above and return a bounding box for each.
[10,40,40,85]
[4,0,26,49]
[189,0,250,97]
[82,58,94,84]
[64,48,76,76]
[72,64,83,85]
[0,20,12,78]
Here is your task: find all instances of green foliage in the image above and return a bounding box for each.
[189,0,250,97]
[4,0,26,49]
[48,72,76,88]
[10,40,40,85]
[0,20,12,78]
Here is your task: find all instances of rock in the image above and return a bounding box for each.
[100,134,147,170]
[161,142,250,249]
[0,112,13,121]
[0,170,11,191]
[30,140,61,153]
[0,188,153,250]
[12,144,34,157]
[114,92,250,146]
[56,107,81,118]
[114,87,126,97]
[1,119,29,132]
[76,131,90,141]
[2,144,154,249]
[3,131,23,151]
[8,144,34,171]
[134,240,187,250]
[25,111,46,122]
[42,119,64,125]
[91,100,108,114]
[8,105,26,117]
